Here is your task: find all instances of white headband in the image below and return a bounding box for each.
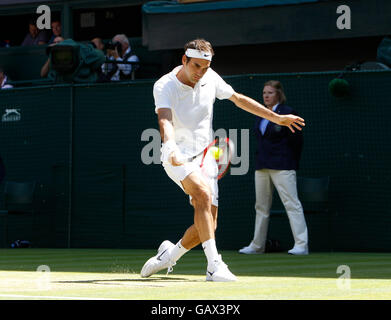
[185,48,212,61]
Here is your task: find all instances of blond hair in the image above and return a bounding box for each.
[264,80,287,104]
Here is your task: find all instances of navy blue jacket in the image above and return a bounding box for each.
[254,104,303,171]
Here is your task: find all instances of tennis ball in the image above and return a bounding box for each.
[210,146,223,160]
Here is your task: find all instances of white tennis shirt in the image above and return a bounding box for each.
[154,65,235,158]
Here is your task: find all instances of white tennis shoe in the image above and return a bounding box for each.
[288,246,309,255]
[206,255,237,282]
[238,245,264,254]
[140,240,176,278]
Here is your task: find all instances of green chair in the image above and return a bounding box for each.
[297,176,332,250]
[270,176,330,215]
[297,176,330,214]
[0,181,36,248]
[270,176,332,250]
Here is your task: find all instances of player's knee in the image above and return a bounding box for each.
[191,186,212,207]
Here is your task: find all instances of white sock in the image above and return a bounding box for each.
[202,238,219,268]
[169,239,189,262]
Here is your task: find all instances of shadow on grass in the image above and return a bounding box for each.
[54,276,203,287]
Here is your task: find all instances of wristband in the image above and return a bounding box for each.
[161,140,180,163]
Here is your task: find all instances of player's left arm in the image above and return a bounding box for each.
[228,92,305,133]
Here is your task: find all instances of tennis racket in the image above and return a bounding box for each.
[199,137,234,180]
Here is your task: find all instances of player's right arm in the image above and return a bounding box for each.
[157,108,184,166]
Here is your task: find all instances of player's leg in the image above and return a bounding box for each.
[211,205,218,231]
[167,205,217,266]
[180,171,218,271]
[270,169,308,255]
[239,169,273,254]
[179,204,218,250]
[176,150,219,250]
[140,172,218,278]
[141,162,235,280]
[181,172,236,281]
[181,171,214,241]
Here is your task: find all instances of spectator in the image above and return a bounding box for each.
[40,36,64,78]
[90,38,109,83]
[90,37,104,51]
[102,34,139,81]
[48,20,62,44]
[238,80,308,255]
[21,18,49,46]
[0,67,13,89]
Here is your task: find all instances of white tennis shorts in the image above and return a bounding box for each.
[162,151,219,207]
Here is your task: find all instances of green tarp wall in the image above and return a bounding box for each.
[0,70,390,251]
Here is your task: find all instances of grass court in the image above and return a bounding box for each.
[0,249,390,300]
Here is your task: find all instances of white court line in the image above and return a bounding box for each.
[0,294,117,300]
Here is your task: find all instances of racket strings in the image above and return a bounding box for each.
[200,137,233,180]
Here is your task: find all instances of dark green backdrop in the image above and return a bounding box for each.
[0,70,390,251]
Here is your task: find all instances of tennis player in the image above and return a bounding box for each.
[140,39,305,282]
